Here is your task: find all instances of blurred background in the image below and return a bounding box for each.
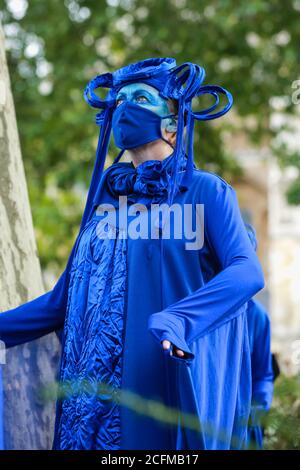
[0,0,300,449]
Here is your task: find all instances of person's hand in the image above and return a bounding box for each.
[161,339,185,358]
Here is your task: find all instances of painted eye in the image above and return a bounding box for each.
[116,98,124,106]
[136,95,148,103]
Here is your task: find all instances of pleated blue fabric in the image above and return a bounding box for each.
[57,213,127,449]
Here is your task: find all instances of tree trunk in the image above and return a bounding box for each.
[0,20,60,450]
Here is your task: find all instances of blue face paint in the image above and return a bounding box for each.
[112,82,177,150]
[115,83,177,131]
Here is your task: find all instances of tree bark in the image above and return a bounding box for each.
[0,20,60,450]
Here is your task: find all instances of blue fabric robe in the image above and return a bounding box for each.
[245,298,274,449]
[0,155,265,450]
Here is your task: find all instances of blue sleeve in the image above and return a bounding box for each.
[0,270,68,349]
[250,303,274,411]
[148,179,265,362]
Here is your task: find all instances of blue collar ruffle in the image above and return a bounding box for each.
[105,152,189,207]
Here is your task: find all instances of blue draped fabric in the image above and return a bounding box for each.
[57,212,127,449]
[0,367,3,450]
[0,153,265,450]
[245,298,274,449]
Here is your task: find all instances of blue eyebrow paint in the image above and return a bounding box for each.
[116,82,171,122]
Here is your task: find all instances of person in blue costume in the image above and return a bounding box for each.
[244,223,274,450]
[0,57,265,450]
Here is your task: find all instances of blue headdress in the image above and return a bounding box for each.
[82,57,233,226]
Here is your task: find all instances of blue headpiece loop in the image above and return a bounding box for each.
[82,57,233,221]
[160,62,233,204]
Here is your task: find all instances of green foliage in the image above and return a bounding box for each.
[264,374,300,449]
[273,142,300,205]
[28,180,85,272]
[286,179,300,205]
[0,0,299,273]
[38,372,300,450]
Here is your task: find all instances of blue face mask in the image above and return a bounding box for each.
[112,100,176,150]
